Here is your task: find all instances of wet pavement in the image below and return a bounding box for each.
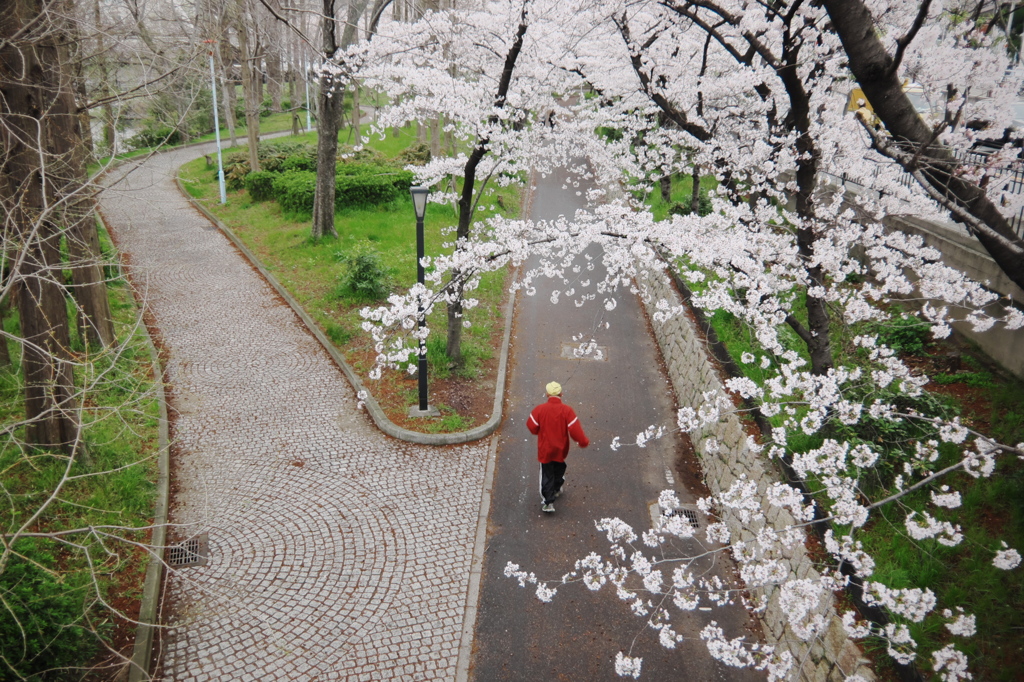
[469,166,764,681]
[99,141,762,681]
[100,143,489,681]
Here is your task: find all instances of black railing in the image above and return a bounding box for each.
[829,146,1024,239]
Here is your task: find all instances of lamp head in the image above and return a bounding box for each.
[410,186,429,220]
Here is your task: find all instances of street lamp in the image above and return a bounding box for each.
[205,42,226,204]
[409,186,438,417]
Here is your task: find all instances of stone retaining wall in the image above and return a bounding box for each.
[635,265,876,682]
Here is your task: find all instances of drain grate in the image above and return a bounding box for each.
[167,533,209,568]
[665,508,701,529]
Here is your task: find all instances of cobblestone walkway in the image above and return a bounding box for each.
[100,144,490,681]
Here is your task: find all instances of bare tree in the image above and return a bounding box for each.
[2,0,87,452]
[237,0,262,172]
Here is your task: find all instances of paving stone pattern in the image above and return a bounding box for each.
[636,266,876,682]
[100,145,488,680]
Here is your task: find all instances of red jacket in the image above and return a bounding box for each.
[527,396,589,463]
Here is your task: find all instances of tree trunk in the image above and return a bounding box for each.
[352,80,361,138]
[267,50,283,112]
[236,0,261,172]
[0,0,81,451]
[447,4,530,364]
[17,232,80,450]
[778,49,833,376]
[659,174,672,204]
[218,33,238,148]
[0,298,11,367]
[430,114,441,158]
[95,0,116,154]
[66,213,114,348]
[689,166,700,213]
[311,0,341,240]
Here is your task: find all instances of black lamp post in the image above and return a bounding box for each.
[409,186,436,417]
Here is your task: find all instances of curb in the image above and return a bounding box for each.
[92,211,172,682]
[173,173,515,446]
[127,325,171,682]
[455,434,500,682]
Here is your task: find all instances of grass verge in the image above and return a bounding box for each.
[178,125,520,433]
[0,257,161,679]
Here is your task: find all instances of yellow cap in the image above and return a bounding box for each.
[546,381,562,396]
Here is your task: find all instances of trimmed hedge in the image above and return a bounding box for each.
[244,171,277,202]
[273,171,318,215]
[334,169,411,209]
[243,157,416,213]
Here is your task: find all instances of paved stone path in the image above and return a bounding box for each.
[100,144,490,681]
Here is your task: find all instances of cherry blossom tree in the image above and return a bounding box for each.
[343,0,1023,678]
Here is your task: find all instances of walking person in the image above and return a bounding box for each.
[527,381,589,513]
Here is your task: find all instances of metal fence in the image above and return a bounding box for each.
[830,146,1024,239]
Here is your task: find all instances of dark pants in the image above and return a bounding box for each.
[540,461,566,504]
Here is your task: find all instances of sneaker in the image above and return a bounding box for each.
[541,503,555,513]
[554,486,564,499]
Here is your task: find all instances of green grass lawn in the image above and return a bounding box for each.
[0,246,161,678]
[178,124,521,431]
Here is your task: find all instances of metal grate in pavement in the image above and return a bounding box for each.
[167,534,209,568]
[665,508,701,529]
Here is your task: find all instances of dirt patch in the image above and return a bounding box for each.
[343,282,511,434]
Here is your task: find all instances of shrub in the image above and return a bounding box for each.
[244,171,277,202]
[255,141,316,173]
[668,192,713,217]
[126,126,181,150]
[335,173,398,209]
[333,165,414,209]
[398,142,431,166]
[339,145,387,164]
[0,547,95,678]
[280,154,317,173]
[872,314,932,355]
[273,171,317,215]
[222,152,251,190]
[336,247,393,301]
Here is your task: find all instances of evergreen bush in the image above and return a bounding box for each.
[0,542,95,677]
[244,171,277,202]
[222,152,251,190]
[280,154,317,173]
[668,192,713,217]
[334,166,414,209]
[272,171,317,215]
[398,142,431,165]
[336,247,393,300]
[872,314,932,355]
[126,126,181,150]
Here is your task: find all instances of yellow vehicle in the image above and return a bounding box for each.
[846,81,932,126]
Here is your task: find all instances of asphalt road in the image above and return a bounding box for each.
[470,167,765,681]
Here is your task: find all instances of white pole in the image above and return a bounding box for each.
[1007,3,1019,63]
[305,61,313,132]
[209,53,227,204]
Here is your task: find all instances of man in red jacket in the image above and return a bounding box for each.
[527,381,590,513]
